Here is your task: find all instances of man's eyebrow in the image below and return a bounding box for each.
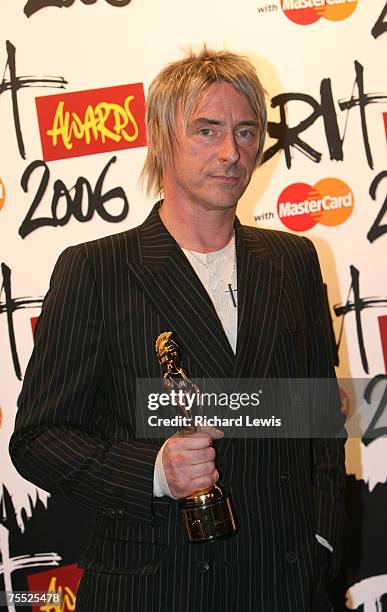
[190,117,223,126]
[190,117,259,128]
[235,120,259,127]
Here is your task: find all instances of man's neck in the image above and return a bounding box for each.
[159,197,236,254]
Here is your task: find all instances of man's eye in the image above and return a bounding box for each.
[199,128,213,136]
[238,129,253,138]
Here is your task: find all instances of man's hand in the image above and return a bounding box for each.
[162,428,224,499]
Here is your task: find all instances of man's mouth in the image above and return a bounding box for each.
[210,175,240,183]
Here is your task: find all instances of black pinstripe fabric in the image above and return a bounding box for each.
[10,204,345,611]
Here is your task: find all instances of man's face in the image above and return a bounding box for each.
[164,81,260,212]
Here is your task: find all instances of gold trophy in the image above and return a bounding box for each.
[155,331,237,544]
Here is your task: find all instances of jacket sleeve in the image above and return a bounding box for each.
[9,245,170,524]
[304,238,346,576]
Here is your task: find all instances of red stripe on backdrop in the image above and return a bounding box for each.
[30,317,38,337]
[378,315,387,374]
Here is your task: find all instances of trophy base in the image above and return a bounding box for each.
[178,483,238,543]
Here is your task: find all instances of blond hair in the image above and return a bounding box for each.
[141,47,267,196]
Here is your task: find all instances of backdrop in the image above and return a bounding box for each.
[1,1,387,610]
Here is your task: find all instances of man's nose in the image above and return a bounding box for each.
[218,132,240,164]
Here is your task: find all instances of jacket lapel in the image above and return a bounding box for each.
[234,222,284,379]
[215,222,284,460]
[126,205,235,379]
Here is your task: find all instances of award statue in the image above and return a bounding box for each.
[155,331,238,544]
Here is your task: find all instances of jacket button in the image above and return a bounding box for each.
[286,551,298,564]
[106,507,118,518]
[198,560,210,573]
[281,472,290,483]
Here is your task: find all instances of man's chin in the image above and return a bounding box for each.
[200,187,246,211]
[200,198,239,211]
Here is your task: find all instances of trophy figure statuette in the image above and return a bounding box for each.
[155,331,238,544]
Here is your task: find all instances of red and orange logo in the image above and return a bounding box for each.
[277,178,354,232]
[0,178,6,211]
[27,563,83,611]
[35,83,146,162]
[281,0,357,25]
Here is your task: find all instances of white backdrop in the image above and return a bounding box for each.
[1,1,387,609]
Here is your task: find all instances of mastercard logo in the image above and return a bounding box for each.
[281,0,357,25]
[0,178,5,212]
[277,178,354,232]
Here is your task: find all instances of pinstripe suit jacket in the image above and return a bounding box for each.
[10,204,346,612]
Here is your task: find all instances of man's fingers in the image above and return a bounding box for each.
[169,429,223,450]
[196,426,224,440]
[185,470,220,496]
[164,444,215,466]
[184,461,216,480]
[173,469,220,499]
[162,430,222,498]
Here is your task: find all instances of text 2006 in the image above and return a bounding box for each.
[19,156,129,238]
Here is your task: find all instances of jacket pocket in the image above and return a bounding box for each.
[78,538,170,575]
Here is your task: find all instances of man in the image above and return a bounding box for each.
[10,48,345,611]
